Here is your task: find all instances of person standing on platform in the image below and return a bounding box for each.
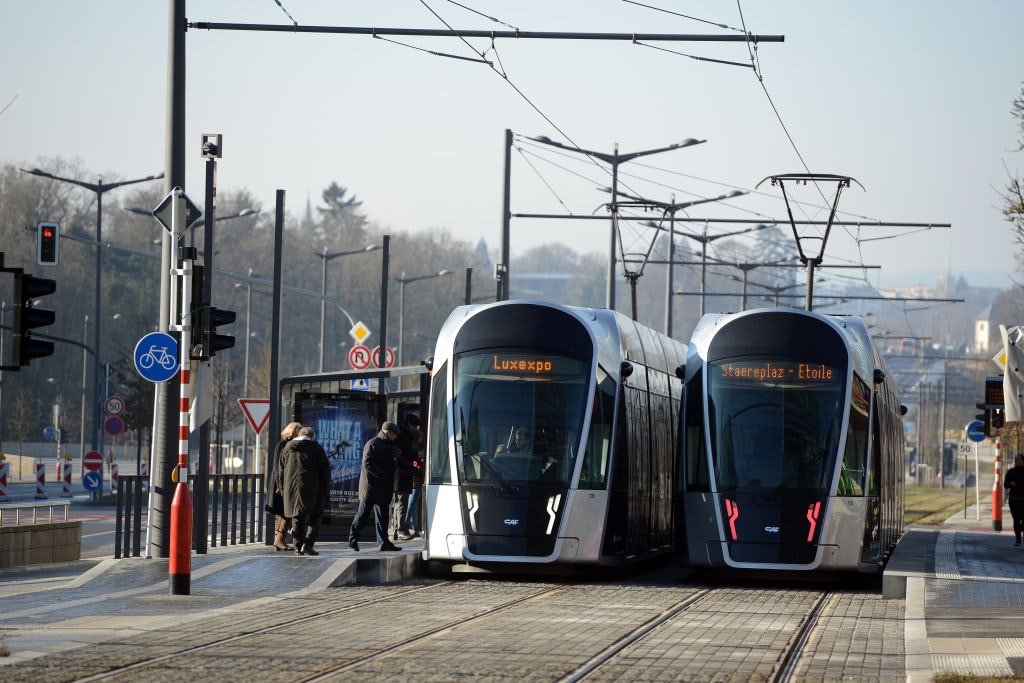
[280,426,331,556]
[391,412,421,541]
[404,419,426,537]
[349,421,407,552]
[270,421,303,551]
[1004,453,1024,546]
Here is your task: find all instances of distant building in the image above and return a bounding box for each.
[975,304,994,354]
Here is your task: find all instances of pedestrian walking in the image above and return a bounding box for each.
[269,421,303,551]
[1005,453,1024,546]
[279,426,331,556]
[348,421,412,552]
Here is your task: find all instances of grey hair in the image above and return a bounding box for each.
[298,426,316,439]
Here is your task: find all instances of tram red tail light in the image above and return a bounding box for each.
[724,498,740,540]
[806,501,822,542]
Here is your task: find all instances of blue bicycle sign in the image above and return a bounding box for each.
[134,332,180,382]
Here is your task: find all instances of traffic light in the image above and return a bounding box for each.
[205,306,236,357]
[974,411,991,438]
[188,265,206,360]
[37,222,59,266]
[186,265,236,360]
[983,376,1006,437]
[14,270,56,366]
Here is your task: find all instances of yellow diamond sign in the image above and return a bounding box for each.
[994,350,1006,372]
[350,321,371,344]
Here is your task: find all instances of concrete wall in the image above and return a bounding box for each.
[0,520,82,568]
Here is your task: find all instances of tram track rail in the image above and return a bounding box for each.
[19,577,851,683]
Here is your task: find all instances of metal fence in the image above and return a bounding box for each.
[114,474,266,558]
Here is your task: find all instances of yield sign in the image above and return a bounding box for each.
[238,398,271,434]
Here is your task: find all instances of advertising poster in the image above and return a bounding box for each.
[296,392,384,515]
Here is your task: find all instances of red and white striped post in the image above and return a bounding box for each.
[993,436,1003,532]
[61,456,72,497]
[110,461,119,494]
[169,192,194,596]
[34,462,47,499]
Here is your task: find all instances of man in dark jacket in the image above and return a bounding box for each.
[1005,453,1024,545]
[349,421,405,552]
[280,426,331,556]
[391,413,421,541]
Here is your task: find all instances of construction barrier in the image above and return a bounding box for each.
[34,462,47,499]
[0,461,10,502]
[61,457,72,498]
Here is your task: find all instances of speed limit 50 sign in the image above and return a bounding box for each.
[104,395,125,416]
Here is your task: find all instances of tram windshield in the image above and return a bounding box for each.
[452,350,588,486]
[707,359,845,493]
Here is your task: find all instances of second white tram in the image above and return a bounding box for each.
[677,308,905,574]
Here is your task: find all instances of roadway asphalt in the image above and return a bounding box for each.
[1,497,1023,681]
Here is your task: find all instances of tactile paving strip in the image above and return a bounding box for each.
[932,655,1014,677]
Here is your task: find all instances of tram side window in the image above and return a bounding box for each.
[867,395,881,497]
[428,366,452,484]
[579,371,615,489]
[683,370,710,491]
[839,378,869,496]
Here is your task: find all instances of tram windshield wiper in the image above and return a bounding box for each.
[470,451,514,492]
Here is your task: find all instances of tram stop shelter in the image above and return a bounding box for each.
[274,365,430,542]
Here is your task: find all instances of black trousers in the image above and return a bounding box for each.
[292,513,322,548]
[1010,498,1024,539]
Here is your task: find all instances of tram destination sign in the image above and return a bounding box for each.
[716,361,836,383]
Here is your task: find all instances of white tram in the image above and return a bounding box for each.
[421,301,686,572]
[676,308,905,573]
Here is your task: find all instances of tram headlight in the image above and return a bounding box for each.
[465,491,479,532]
[546,494,562,535]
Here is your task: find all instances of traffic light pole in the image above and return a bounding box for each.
[169,191,194,596]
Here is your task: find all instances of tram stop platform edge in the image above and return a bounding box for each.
[889,500,1024,681]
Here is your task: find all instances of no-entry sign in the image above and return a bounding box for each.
[83,451,104,471]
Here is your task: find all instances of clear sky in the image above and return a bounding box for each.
[3,1,1023,289]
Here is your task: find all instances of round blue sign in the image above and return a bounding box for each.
[965,420,986,443]
[43,426,56,440]
[104,416,125,436]
[82,470,103,491]
[134,332,179,382]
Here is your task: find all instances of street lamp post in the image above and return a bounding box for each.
[395,270,454,367]
[80,316,88,471]
[525,136,705,310]
[673,222,771,316]
[619,189,746,334]
[233,269,257,464]
[316,244,380,372]
[20,167,163,454]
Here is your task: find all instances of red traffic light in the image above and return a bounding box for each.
[37,222,59,266]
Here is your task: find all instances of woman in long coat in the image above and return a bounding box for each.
[270,421,303,550]
[280,426,331,556]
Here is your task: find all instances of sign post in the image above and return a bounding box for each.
[966,420,985,520]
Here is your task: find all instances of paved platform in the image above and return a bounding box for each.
[3,505,1024,681]
[891,499,1024,681]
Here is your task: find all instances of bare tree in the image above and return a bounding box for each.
[1006,86,1024,274]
